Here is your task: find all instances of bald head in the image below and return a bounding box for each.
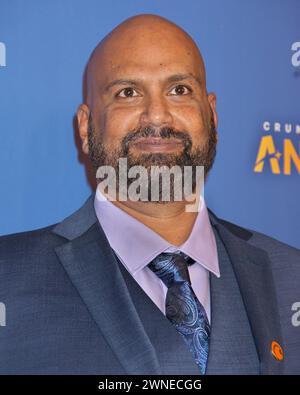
[85,14,207,104]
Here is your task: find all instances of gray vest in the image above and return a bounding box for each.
[115,226,259,374]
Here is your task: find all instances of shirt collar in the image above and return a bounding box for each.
[94,188,220,278]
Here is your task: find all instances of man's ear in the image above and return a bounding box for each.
[77,104,90,154]
[207,92,218,130]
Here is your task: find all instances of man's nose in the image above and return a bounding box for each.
[139,94,173,128]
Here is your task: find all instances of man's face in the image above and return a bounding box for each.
[81,22,218,198]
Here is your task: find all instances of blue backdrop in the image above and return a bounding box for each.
[0,0,299,248]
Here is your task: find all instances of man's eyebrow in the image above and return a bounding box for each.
[104,73,201,92]
[166,73,202,87]
[104,78,142,92]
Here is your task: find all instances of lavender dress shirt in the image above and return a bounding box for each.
[94,188,220,323]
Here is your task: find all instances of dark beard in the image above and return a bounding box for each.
[87,113,217,202]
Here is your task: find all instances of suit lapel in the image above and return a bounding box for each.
[208,211,285,375]
[52,195,161,375]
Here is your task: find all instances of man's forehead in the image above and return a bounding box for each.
[97,57,201,79]
[89,44,204,89]
[86,14,206,98]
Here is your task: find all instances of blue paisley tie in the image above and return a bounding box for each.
[148,251,210,374]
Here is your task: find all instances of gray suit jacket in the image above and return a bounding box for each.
[0,193,299,374]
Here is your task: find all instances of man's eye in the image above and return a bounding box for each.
[169,85,191,95]
[116,87,139,98]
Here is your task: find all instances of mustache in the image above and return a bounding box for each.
[121,126,192,153]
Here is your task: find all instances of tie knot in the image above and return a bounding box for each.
[148,251,195,288]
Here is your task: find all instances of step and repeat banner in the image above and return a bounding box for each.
[0,0,299,248]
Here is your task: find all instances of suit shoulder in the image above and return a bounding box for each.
[0,224,65,258]
[216,215,300,260]
[248,227,300,259]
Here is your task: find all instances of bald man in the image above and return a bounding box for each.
[0,14,299,375]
